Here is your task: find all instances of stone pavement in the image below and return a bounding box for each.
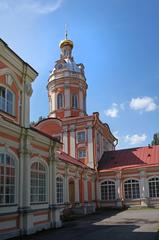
[12,208,159,240]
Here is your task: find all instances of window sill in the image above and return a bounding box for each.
[0,109,15,118]
[0,204,17,207]
[31,202,48,205]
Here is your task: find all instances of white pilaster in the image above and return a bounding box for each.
[52,159,57,204]
[140,171,148,206]
[23,93,30,128]
[87,126,94,168]
[64,85,70,109]
[84,175,88,202]
[79,87,83,111]
[70,125,75,158]
[75,178,80,203]
[116,172,122,200]
[51,91,56,113]
[64,166,69,203]
[91,176,96,201]
[63,127,68,154]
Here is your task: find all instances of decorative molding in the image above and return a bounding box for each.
[25,82,33,96]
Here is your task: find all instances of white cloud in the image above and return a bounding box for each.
[124,134,147,145]
[0,0,64,15]
[105,103,119,118]
[129,97,157,112]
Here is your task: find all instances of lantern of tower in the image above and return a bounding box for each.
[47,34,87,119]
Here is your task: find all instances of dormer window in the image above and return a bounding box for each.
[72,94,78,109]
[0,86,14,115]
[57,93,64,109]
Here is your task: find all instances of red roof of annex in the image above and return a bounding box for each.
[98,145,159,172]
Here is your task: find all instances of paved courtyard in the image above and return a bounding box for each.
[12,208,159,240]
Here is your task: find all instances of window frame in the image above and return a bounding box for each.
[100,180,116,201]
[72,94,78,109]
[30,160,48,204]
[148,177,159,198]
[78,148,86,159]
[56,176,64,204]
[124,179,140,200]
[77,131,86,143]
[0,152,17,206]
[57,93,64,109]
[0,85,15,116]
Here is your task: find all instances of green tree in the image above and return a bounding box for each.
[151,133,159,145]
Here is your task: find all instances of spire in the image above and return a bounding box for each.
[65,24,68,40]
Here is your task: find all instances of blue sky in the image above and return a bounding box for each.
[0,0,159,149]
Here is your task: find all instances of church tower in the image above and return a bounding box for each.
[47,34,87,119]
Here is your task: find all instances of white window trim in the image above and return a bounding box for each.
[0,84,15,116]
[72,94,78,109]
[100,179,116,201]
[56,175,64,204]
[78,149,86,159]
[124,178,140,200]
[57,93,64,109]
[148,176,159,199]
[0,148,18,206]
[76,130,86,143]
[30,159,48,204]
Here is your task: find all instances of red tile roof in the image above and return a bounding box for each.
[98,145,159,172]
[57,151,88,168]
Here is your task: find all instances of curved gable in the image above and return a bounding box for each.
[35,118,62,136]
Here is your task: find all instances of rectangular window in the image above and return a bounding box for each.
[78,149,86,158]
[77,131,85,143]
[0,87,14,115]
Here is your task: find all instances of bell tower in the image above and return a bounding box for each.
[47,34,87,119]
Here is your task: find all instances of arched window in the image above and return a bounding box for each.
[30,161,47,203]
[149,177,159,198]
[101,180,115,200]
[0,153,16,205]
[56,176,64,204]
[72,94,78,109]
[57,93,63,109]
[124,179,140,199]
[0,86,14,115]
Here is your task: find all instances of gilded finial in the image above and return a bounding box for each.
[59,25,73,49]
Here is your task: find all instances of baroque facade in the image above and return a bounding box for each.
[0,36,159,240]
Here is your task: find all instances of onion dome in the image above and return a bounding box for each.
[59,39,73,49]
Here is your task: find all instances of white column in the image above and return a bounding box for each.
[70,125,75,158]
[63,127,68,154]
[87,126,94,168]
